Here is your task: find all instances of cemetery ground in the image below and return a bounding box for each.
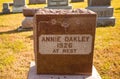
[0,0,120,79]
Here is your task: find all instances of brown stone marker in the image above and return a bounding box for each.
[23,8,39,17]
[34,9,96,75]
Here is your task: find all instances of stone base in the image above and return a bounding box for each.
[45,5,72,9]
[12,5,27,13]
[86,6,113,17]
[22,17,34,28]
[71,0,84,2]
[2,9,10,14]
[97,17,116,26]
[28,61,101,79]
[17,26,33,31]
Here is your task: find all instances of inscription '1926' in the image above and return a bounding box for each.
[39,35,92,54]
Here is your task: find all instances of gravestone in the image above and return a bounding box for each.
[71,0,84,2]
[22,17,34,28]
[13,0,27,12]
[88,0,111,6]
[45,0,72,9]
[34,9,97,75]
[29,0,46,4]
[87,0,115,26]
[2,3,10,14]
[21,8,39,29]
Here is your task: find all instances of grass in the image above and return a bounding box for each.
[0,0,120,79]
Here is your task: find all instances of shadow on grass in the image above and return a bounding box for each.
[27,3,46,5]
[70,1,84,3]
[0,12,22,16]
[0,27,32,35]
[97,25,114,28]
[115,8,120,10]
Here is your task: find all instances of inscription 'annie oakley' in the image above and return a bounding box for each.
[41,36,89,42]
[39,35,92,54]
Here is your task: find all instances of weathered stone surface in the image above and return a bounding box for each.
[3,3,9,9]
[13,6,27,13]
[97,17,115,26]
[48,0,68,6]
[29,0,46,4]
[2,3,10,14]
[71,0,84,2]
[34,9,96,75]
[22,17,34,28]
[2,9,10,14]
[46,0,72,9]
[23,8,39,17]
[88,0,111,6]
[87,6,113,17]
[13,0,25,6]
[13,0,27,12]
[87,0,115,26]
[45,6,72,9]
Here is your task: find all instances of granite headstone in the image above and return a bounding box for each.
[87,0,115,26]
[29,0,46,4]
[34,9,96,75]
[13,0,27,12]
[45,0,72,9]
[2,3,10,14]
[88,0,111,6]
[21,8,39,29]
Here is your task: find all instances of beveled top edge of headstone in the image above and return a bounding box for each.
[35,8,96,15]
[23,8,39,17]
